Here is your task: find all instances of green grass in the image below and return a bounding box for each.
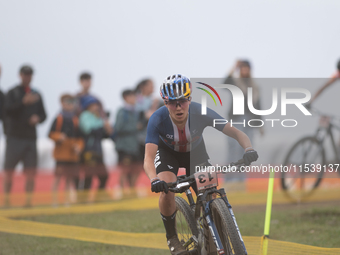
[235,204,340,248]
[22,209,165,233]
[268,206,340,247]
[0,202,339,254]
[0,232,164,255]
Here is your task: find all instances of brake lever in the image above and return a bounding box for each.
[168,181,191,193]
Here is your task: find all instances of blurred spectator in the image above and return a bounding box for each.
[224,60,263,179]
[114,89,142,196]
[79,96,112,201]
[49,94,84,206]
[75,72,107,118]
[135,79,160,119]
[309,59,340,105]
[0,90,4,122]
[0,89,3,120]
[134,79,160,162]
[3,65,47,207]
[74,72,107,190]
[0,64,4,123]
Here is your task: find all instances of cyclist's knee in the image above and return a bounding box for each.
[159,190,175,201]
[157,171,177,183]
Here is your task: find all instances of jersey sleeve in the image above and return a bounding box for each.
[145,112,160,145]
[202,106,226,132]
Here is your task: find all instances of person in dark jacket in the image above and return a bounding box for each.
[115,89,143,197]
[0,90,4,121]
[3,65,47,207]
[0,64,5,128]
[224,60,263,181]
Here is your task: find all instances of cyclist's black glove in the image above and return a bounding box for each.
[151,179,169,194]
[243,150,258,165]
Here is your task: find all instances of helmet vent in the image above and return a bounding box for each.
[166,83,171,96]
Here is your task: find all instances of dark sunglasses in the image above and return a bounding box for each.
[165,98,191,108]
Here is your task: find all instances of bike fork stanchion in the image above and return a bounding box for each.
[262,167,275,255]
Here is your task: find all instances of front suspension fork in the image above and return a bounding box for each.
[220,188,248,254]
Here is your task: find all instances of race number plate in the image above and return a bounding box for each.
[194,171,218,191]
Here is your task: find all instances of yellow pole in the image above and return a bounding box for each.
[262,168,275,255]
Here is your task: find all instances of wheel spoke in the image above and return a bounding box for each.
[175,197,197,251]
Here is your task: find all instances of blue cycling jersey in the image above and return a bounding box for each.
[145,102,225,152]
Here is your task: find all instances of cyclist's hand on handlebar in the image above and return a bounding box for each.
[243,150,258,165]
[151,179,169,194]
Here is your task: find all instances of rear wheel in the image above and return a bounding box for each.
[175,196,198,251]
[210,198,246,255]
[281,137,325,202]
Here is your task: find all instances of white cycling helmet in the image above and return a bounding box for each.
[160,74,192,100]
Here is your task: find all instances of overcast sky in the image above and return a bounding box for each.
[1,0,340,137]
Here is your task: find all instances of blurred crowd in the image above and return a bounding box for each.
[0,64,161,207]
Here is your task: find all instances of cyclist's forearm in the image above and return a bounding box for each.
[144,158,158,181]
[144,143,159,181]
[223,125,253,151]
[235,131,253,151]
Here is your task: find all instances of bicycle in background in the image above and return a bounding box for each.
[168,160,247,255]
[282,108,340,202]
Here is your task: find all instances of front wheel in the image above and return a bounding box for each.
[210,198,246,255]
[175,196,198,251]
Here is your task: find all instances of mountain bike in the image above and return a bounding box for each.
[281,108,340,202]
[168,160,247,255]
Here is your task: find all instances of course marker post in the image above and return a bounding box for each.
[262,167,275,255]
